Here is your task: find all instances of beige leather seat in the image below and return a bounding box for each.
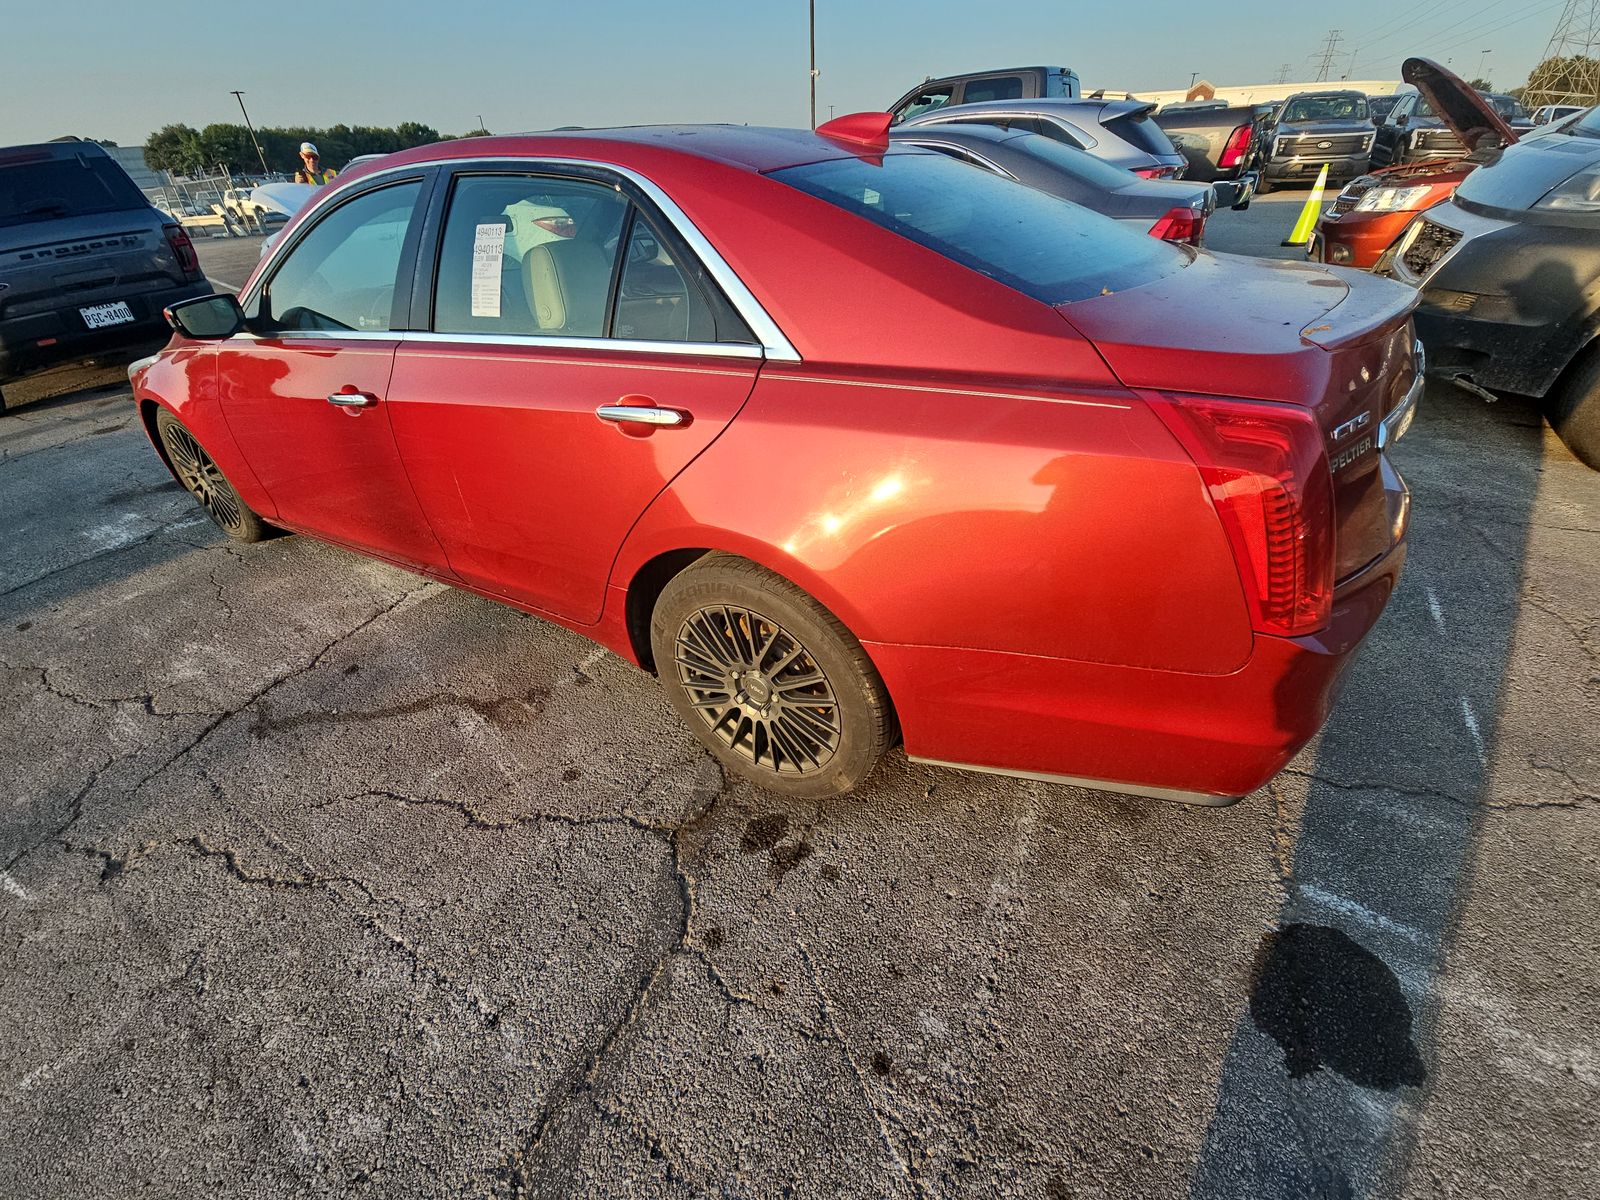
[522,240,612,335]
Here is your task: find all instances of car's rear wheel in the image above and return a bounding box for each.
[650,555,895,798]
[154,408,272,541]
[1548,345,1600,471]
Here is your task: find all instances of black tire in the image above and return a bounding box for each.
[1548,346,1600,470]
[154,407,272,541]
[650,555,895,798]
[1255,176,1274,196]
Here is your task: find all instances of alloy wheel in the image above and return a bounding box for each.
[673,604,841,776]
[164,422,245,534]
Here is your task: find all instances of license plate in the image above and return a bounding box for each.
[80,301,135,329]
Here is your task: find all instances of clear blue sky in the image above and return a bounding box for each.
[8,0,1566,148]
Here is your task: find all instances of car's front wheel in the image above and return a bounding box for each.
[154,408,273,541]
[1548,345,1600,471]
[650,555,895,798]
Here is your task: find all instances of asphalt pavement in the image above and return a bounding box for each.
[1,210,1596,1199]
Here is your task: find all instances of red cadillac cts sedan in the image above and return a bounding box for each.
[131,117,1419,804]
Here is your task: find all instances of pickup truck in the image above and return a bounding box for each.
[888,66,1080,125]
[1258,90,1376,192]
[1152,101,1266,205]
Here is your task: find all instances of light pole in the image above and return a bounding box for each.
[230,90,271,177]
[1477,49,1492,83]
[1189,71,1198,90]
[809,0,819,128]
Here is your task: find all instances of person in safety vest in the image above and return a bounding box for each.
[293,142,338,185]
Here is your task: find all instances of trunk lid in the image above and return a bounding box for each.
[1058,252,1418,582]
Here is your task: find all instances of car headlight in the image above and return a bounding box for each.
[1409,128,1423,146]
[1536,163,1600,211]
[1354,185,1434,212]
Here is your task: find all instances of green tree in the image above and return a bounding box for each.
[1466,77,1492,92]
[144,123,206,174]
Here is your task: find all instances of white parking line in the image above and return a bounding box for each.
[0,871,32,902]
[1459,697,1487,765]
[1299,882,1424,944]
[1426,587,1446,635]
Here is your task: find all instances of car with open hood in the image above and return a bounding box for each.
[128,113,1418,804]
[1385,104,1600,469]
[1315,58,1520,270]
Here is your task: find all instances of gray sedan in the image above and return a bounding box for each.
[900,97,1188,179]
[889,122,1216,244]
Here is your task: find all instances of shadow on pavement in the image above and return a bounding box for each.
[1187,386,1549,1196]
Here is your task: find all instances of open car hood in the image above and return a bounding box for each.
[1403,57,1519,152]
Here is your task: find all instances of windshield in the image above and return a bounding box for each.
[769,150,1182,305]
[1487,95,1529,120]
[1282,95,1368,122]
[0,154,148,228]
[1565,108,1600,138]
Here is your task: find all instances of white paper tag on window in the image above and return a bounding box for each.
[470,223,506,318]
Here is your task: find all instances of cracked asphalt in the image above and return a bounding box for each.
[1,226,1598,1199]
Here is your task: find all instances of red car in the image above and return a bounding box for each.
[131,114,1420,804]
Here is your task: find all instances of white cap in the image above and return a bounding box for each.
[300,142,318,155]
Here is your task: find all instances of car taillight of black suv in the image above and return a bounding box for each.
[0,140,212,412]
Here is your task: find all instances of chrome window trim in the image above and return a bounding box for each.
[895,139,1018,181]
[227,328,764,360]
[241,155,800,362]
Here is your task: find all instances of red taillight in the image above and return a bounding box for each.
[534,216,576,238]
[1219,124,1253,169]
[1133,167,1163,179]
[164,225,200,278]
[1147,395,1334,637]
[1147,206,1206,245]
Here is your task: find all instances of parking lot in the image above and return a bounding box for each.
[2,199,1597,1198]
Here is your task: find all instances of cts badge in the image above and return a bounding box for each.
[1331,410,1373,442]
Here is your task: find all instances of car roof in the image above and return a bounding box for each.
[0,140,115,163]
[909,97,1148,120]
[1282,90,1366,100]
[358,125,873,179]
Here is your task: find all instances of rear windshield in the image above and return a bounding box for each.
[1008,132,1140,189]
[0,154,148,228]
[1282,95,1368,122]
[769,150,1182,305]
[1103,110,1178,157]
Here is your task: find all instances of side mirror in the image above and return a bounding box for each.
[164,293,245,339]
[1395,113,1410,127]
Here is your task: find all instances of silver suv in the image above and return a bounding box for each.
[0,140,211,412]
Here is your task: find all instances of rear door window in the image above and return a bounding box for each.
[0,152,147,228]
[771,150,1182,305]
[961,76,1025,104]
[433,173,628,337]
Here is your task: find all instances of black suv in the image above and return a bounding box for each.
[1259,90,1375,192]
[0,140,211,411]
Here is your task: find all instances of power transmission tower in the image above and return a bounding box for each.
[1311,30,1344,83]
[1275,62,1293,84]
[1527,0,1600,107]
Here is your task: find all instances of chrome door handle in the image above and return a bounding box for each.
[326,391,378,408]
[596,405,689,427]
